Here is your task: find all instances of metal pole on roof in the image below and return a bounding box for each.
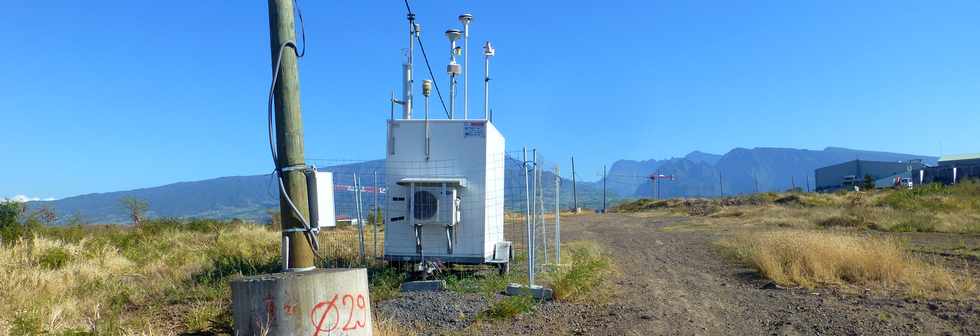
[459,13,472,119]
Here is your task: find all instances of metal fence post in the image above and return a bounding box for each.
[354,172,366,265]
[555,166,561,265]
[373,170,379,259]
[523,148,534,285]
[540,160,548,266]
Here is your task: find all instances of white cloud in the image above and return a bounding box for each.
[5,195,57,203]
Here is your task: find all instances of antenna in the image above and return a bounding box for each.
[483,41,495,120]
[402,13,420,119]
[458,13,473,119]
[445,29,462,119]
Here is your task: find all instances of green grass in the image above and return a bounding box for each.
[544,241,618,302]
[879,181,980,212]
[37,246,72,270]
[480,295,537,319]
[369,267,407,302]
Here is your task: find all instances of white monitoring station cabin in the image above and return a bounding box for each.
[383,12,511,270]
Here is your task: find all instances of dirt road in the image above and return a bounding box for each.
[477,213,979,335]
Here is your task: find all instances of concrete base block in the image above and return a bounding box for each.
[400,280,447,292]
[230,268,372,336]
[505,283,554,300]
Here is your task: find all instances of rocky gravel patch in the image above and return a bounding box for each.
[375,291,492,333]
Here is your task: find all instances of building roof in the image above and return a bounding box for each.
[939,153,980,162]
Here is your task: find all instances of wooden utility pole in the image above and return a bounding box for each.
[269,0,314,270]
[602,165,607,213]
[719,173,723,197]
[571,156,578,211]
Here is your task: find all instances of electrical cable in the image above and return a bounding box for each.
[404,0,451,118]
[267,0,324,263]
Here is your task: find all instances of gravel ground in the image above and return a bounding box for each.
[376,291,492,333]
[376,213,980,335]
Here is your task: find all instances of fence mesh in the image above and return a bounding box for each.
[304,148,561,285]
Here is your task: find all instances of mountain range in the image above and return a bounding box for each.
[26,147,935,224]
[605,147,936,199]
[29,157,605,224]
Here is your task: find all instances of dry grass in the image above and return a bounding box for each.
[0,220,387,335]
[720,230,976,299]
[373,314,416,336]
[0,224,280,335]
[619,182,980,234]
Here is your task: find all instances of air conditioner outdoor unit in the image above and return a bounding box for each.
[411,186,459,226]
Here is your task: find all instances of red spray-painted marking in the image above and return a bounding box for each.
[310,293,368,336]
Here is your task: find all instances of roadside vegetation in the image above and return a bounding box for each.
[719,230,976,298]
[612,180,980,299]
[0,201,397,335]
[613,180,980,234]
[0,217,276,335]
[0,199,614,335]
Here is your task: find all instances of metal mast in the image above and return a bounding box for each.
[459,13,472,119]
[446,29,462,119]
[402,13,420,119]
[482,41,494,120]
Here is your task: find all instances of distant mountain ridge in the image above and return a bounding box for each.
[28,147,936,224]
[29,157,606,225]
[607,147,936,198]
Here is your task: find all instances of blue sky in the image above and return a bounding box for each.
[2,1,979,200]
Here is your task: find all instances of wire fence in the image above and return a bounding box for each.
[503,149,562,283]
[305,149,561,286]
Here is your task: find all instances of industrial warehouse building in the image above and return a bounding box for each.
[815,159,926,192]
[918,153,980,185]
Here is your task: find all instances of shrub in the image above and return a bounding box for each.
[816,215,864,228]
[369,267,406,302]
[482,295,536,319]
[37,246,72,270]
[0,200,37,244]
[544,241,617,302]
[879,183,957,211]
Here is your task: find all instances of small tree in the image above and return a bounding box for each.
[0,200,26,243]
[120,197,149,227]
[862,174,876,191]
